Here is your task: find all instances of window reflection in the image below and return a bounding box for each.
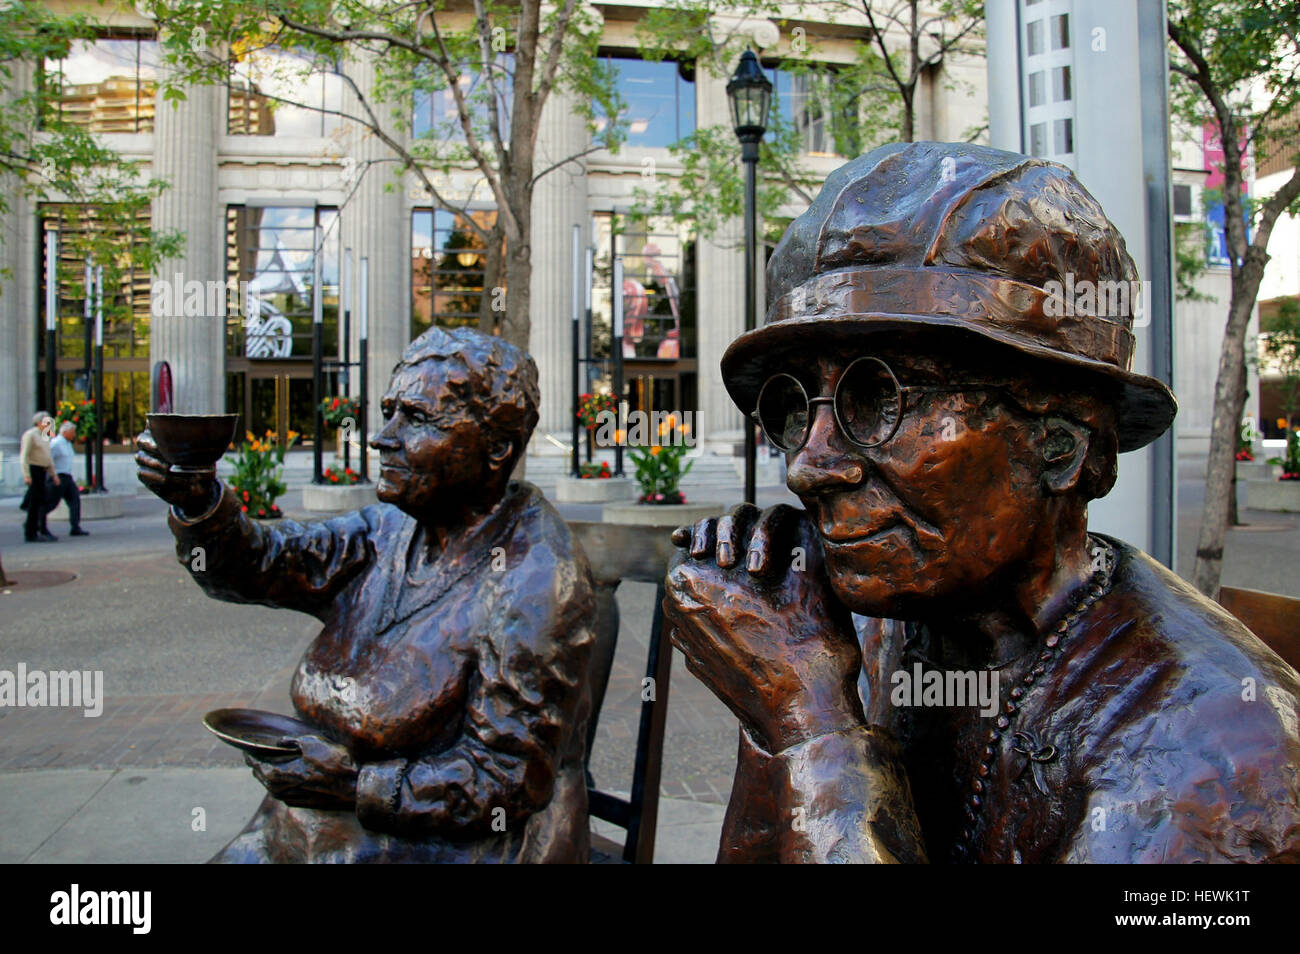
[411,208,499,338]
[594,55,695,149]
[226,206,339,357]
[43,32,159,133]
[412,57,513,142]
[228,48,345,137]
[592,213,695,361]
[766,66,859,158]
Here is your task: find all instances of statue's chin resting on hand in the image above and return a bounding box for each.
[664,142,1300,865]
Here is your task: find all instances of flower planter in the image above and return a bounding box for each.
[602,500,726,528]
[302,482,377,513]
[1236,461,1276,482]
[1244,479,1300,513]
[48,491,125,522]
[554,475,638,504]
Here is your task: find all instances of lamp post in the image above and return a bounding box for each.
[727,49,772,506]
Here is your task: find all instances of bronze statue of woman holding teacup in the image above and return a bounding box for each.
[138,328,596,863]
[664,143,1300,863]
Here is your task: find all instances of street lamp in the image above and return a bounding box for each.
[727,49,771,505]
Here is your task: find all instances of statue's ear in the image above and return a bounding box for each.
[487,438,514,472]
[1039,416,1090,495]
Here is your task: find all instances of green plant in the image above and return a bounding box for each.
[628,443,692,504]
[577,392,617,430]
[324,463,360,485]
[228,429,292,518]
[54,399,96,441]
[579,460,611,479]
[1282,430,1300,481]
[321,396,361,428]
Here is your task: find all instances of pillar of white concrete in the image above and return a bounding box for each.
[694,63,748,451]
[0,60,37,459]
[529,86,590,446]
[150,64,224,413]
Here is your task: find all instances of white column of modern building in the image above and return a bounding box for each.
[150,50,224,414]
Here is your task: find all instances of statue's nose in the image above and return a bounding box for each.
[786,403,865,495]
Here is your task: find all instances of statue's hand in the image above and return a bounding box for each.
[664,503,865,754]
[134,429,217,518]
[245,733,359,811]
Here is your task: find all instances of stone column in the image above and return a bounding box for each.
[344,54,408,438]
[151,63,224,413]
[0,60,37,462]
[529,85,590,446]
[694,63,748,452]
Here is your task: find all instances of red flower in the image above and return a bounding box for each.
[332,398,340,409]
[258,509,265,516]
[242,490,249,501]
[241,505,248,513]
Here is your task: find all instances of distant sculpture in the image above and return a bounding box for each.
[664,142,1300,863]
[138,328,596,862]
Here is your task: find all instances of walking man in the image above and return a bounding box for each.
[45,420,88,537]
[19,412,57,543]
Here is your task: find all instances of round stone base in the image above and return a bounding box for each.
[1244,479,1300,513]
[554,475,638,504]
[302,483,378,512]
[49,491,126,522]
[602,500,726,527]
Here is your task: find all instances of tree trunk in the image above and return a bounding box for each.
[478,223,505,334]
[0,552,10,587]
[1191,259,1267,595]
[1228,357,1246,526]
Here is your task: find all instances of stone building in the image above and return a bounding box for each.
[0,2,986,488]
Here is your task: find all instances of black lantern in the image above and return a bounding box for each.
[726,49,773,143]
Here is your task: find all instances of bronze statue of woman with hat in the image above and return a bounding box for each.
[664,142,1300,863]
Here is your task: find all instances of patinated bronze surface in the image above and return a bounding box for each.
[137,328,596,863]
[664,142,1300,863]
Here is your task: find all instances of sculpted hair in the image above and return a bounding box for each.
[396,327,540,465]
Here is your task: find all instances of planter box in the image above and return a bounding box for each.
[49,491,125,521]
[602,500,726,528]
[302,483,378,513]
[553,475,638,504]
[1236,461,1277,482]
[1244,479,1300,513]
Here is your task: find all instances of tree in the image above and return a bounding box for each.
[1167,0,1300,595]
[143,0,623,352]
[0,0,181,285]
[632,0,984,238]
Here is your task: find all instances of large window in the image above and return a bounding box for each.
[42,31,159,133]
[228,48,345,137]
[412,56,513,142]
[595,55,695,149]
[766,66,860,159]
[37,205,154,447]
[225,206,339,357]
[410,208,499,339]
[592,213,696,362]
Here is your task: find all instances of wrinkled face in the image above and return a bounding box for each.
[776,346,1051,619]
[371,361,502,515]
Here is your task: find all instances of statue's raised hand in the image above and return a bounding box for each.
[134,429,218,518]
[664,503,865,754]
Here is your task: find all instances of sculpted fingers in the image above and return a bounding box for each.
[715,503,760,569]
[689,516,717,560]
[746,504,805,576]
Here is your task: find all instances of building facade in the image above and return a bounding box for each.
[0,2,987,488]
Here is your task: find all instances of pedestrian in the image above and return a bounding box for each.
[19,411,57,543]
[45,420,88,537]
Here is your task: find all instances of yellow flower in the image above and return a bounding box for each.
[650,445,661,456]
[614,428,626,446]
[246,430,255,443]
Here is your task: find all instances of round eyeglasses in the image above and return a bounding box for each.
[751,356,993,453]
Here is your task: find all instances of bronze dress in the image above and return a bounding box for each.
[169,479,595,863]
[719,535,1300,863]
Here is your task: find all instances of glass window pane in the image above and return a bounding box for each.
[1029,122,1047,156]
[1028,71,1045,107]
[1054,117,1073,154]
[1026,20,1044,56]
[1052,14,1070,50]
[1053,66,1072,102]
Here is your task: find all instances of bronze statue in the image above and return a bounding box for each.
[137,328,596,862]
[664,142,1300,863]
